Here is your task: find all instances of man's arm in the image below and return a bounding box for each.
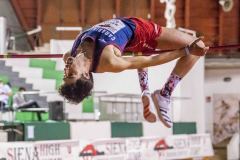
[105,48,186,72]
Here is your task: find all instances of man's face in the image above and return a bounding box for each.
[63,54,89,84]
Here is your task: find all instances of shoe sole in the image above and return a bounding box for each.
[151,91,171,128]
[142,95,156,123]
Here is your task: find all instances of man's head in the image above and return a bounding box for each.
[59,53,93,104]
[19,87,26,92]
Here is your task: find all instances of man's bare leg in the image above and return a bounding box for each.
[151,27,206,128]
[158,27,206,76]
[158,27,204,96]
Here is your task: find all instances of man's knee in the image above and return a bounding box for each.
[158,27,199,49]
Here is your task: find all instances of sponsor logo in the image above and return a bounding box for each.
[154,139,173,151]
[79,144,105,157]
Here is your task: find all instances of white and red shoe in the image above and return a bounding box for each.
[141,90,157,123]
[151,90,172,128]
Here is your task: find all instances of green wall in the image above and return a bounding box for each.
[24,121,70,141]
[173,122,197,134]
[111,122,143,138]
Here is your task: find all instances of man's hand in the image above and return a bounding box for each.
[63,56,75,79]
[63,51,71,63]
[186,37,209,56]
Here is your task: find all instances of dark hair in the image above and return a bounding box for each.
[19,87,26,91]
[58,73,94,104]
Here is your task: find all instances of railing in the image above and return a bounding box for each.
[96,93,191,122]
[97,93,143,122]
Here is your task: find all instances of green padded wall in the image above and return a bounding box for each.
[29,59,63,88]
[0,75,9,83]
[42,70,63,88]
[173,122,197,134]
[24,121,70,141]
[42,70,63,78]
[111,122,143,138]
[82,96,94,113]
[29,59,56,70]
[15,112,49,122]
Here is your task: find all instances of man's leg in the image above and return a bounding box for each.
[18,101,41,120]
[158,27,202,97]
[138,68,156,122]
[28,101,42,120]
[29,101,40,108]
[0,101,6,111]
[18,102,33,109]
[138,68,149,92]
[152,27,203,128]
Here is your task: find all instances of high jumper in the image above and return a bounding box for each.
[59,17,208,128]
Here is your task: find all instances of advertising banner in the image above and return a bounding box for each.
[0,134,213,160]
[0,140,79,160]
[78,134,213,160]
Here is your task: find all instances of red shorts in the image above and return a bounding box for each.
[125,17,162,53]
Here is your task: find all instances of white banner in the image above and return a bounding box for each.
[0,140,79,160]
[78,134,214,160]
[0,134,213,160]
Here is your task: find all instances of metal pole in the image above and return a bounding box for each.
[0,17,7,54]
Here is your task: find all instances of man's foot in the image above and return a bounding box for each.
[141,90,157,123]
[151,90,172,128]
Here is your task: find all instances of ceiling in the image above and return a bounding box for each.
[10,0,240,57]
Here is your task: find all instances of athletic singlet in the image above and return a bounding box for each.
[71,18,136,72]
